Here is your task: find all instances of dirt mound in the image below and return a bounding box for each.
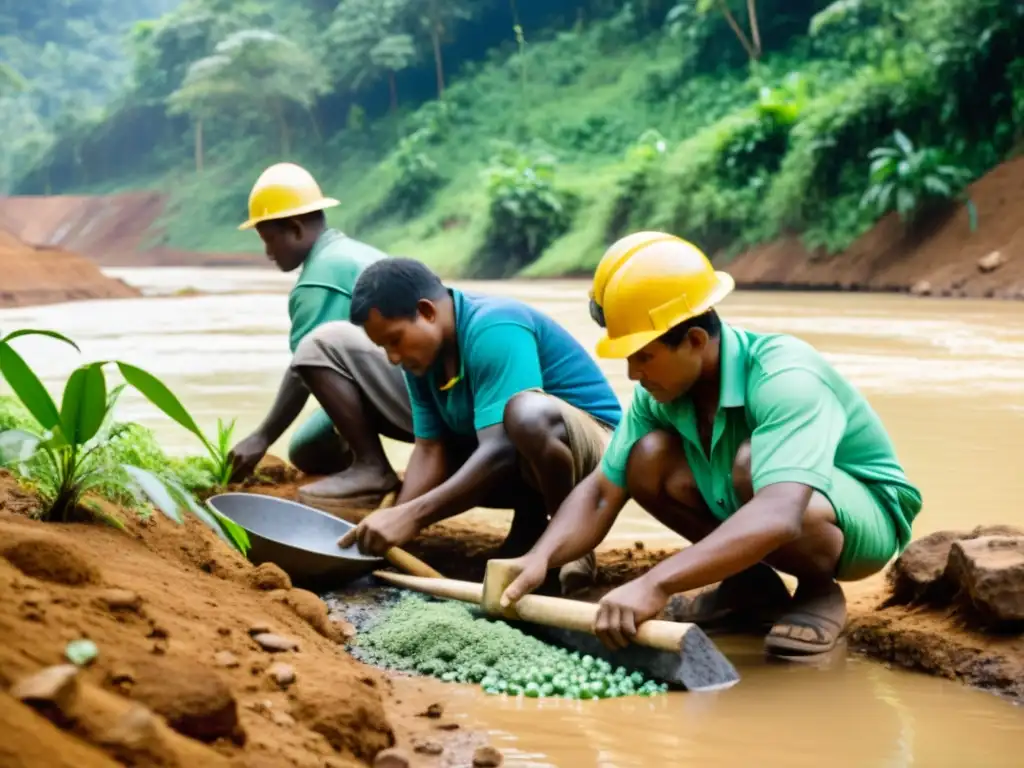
[0,193,264,268]
[0,470,488,766]
[849,526,1024,699]
[723,155,1024,299]
[0,227,141,309]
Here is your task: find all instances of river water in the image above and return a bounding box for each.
[2,267,1023,764]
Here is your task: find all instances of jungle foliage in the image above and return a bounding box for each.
[4,0,1023,274]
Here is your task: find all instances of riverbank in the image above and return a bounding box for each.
[3,455,1024,766]
[0,227,140,309]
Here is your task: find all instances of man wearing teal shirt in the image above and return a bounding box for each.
[338,258,622,594]
[499,232,923,657]
[228,163,415,508]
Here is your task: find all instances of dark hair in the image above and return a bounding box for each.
[657,309,722,347]
[351,257,448,325]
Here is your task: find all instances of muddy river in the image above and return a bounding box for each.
[2,267,1024,765]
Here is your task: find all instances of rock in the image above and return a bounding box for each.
[978,250,1006,273]
[270,710,296,727]
[422,702,443,719]
[473,745,504,766]
[333,619,357,642]
[945,536,1024,624]
[1,536,101,585]
[885,530,968,605]
[96,588,142,612]
[374,748,412,768]
[270,588,340,641]
[96,704,173,764]
[214,651,241,668]
[414,740,444,755]
[435,722,459,731]
[249,563,291,591]
[909,280,933,297]
[127,657,245,744]
[267,662,296,689]
[10,664,81,726]
[253,633,299,653]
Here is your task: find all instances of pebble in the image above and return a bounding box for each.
[423,702,443,718]
[435,722,459,731]
[473,745,504,767]
[414,740,444,755]
[11,665,80,724]
[97,588,142,612]
[270,710,296,727]
[267,662,296,688]
[253,633,298,652]
[214,651,241,668]
[373,748,412,768]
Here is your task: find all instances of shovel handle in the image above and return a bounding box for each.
[385,547,443,579]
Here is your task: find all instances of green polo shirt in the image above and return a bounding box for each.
[600,322,922,549]
[288,229,388,353]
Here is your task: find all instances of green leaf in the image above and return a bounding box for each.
[116,363,213,451]
[0,429,41,465]
[964,199,979,233]
[922,176,952,198]
[0,344,63,433]
[166,476,249,554]
[60,364,108,446]
[1,329,80,352]
[892,130,914,156]
[123,465,183,523]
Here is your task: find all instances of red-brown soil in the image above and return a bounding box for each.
[0,193,263,268]
[0,227,141,309]
[722,155,1024,299]
[0,466,494,767]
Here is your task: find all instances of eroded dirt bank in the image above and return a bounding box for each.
[0,466,491,768]
[0,193,262,268]
[0,227,140,309]
[722,156,1024,299]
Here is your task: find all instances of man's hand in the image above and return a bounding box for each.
[337,503,423,557]
[498,554,551,610]
[593,575,670,651]
[228,432,271,482]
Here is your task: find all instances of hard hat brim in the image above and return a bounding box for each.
[595,271,736,359]
[238,197,341,231]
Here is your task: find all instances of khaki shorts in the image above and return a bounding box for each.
[526,389,614,485]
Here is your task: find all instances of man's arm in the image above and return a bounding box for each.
[395,438,448,505]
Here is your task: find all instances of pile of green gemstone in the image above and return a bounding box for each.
[353,594,668,700]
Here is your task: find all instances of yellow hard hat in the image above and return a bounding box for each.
[594,234,735,359]
[238,162,340,230]
[590,231,683,306]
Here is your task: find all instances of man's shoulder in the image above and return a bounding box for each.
[460,292,536,337]
[743,328,829,380]
[299,232,388,289]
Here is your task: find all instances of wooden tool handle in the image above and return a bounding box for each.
[373,570,692,654]
[384,548,444,579]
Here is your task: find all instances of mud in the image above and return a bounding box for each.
[0,193,262,268]
[0,467,500,767]
[0,226,140,309]
[723,156,1024,299]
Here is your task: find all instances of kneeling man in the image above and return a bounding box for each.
[339,257,622,593]
[500,232,923,657]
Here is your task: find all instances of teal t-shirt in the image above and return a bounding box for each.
[288,230,389,353]
[599,322,923,548]
[405,289,622,439]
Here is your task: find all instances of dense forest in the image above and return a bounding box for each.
[2,0,1022,277]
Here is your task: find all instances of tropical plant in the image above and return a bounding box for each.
[859,130,978,231]
[0,329,249,554]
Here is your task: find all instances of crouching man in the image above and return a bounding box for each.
[338,258,622,594]
[499,232,923,657]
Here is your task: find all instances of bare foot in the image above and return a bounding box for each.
[764,579,847,658]
[299,463,401,501]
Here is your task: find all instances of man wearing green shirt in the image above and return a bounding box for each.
[499,232,923,657]
[228,163,415,508]
[337,258,623,594]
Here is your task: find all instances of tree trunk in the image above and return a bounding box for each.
[746,0,762,57]
[195,117,204,174]
[388,70,398,115]
[431,23,445,98]
[716,0,758,61]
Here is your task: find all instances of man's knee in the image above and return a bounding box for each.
[291,321,364,378]
[502,391,567,457]
[625,430,688,506]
